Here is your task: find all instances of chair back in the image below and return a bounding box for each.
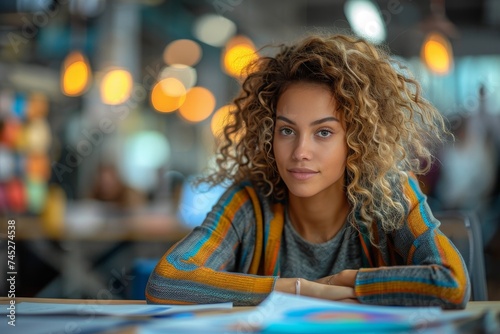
[434,211,488,301]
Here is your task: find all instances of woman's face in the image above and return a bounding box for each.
[273,81,348,200]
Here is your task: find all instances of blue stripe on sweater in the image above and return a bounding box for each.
[408,177,432,228]
[408,177,440,261]
[240,247,249,269]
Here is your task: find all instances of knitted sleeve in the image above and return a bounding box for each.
[354,176,471,308]
[145,183,278,306]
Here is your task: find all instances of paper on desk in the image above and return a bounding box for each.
[139,292,472,334]
[255,293,466,333]
[0,316,132,334]
[0,301,232,317]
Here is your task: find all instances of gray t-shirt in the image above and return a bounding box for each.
[279,211,362,280]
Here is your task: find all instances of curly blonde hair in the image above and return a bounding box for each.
[203,33,447,235]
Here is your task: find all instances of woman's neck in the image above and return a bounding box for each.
[287,191,350,243]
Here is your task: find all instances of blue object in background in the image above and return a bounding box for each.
[13,93,26,119]
[131,258,158,300]
[176,177,227,228]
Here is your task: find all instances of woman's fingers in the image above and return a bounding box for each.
[316,270,358,288]
[314,275,335,285]
[275,278,357,302]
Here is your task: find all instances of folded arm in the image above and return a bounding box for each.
[354,177,471,308]
[145,185,278,306]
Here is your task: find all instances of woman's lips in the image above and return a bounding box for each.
[288,168,318,180]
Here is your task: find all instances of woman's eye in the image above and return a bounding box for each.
[317,129,332,138]
[280,128,294,136]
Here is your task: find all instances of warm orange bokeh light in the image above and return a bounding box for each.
[27,93,49,120]
[26,153,51,181]
[100,69,133,105]
[178,87,216,122]
[421,32,453,75]
[151,77,187,113]
[210,104,244,141]
[0,119,23,148]
[163,39,202,67]
[211,105,231,138]
[223,36,258,78]
[160,64,197,90]
[61,51,91,97]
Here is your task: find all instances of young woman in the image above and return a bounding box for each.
[146,34,470,308]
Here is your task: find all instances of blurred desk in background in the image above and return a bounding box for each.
[0,211,190,241]
[0,214,190,299]
[464,301,500,314]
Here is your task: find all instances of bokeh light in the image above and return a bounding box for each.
[6,178,26,213]
[177,176,227,228]
[12,93,27,119]
[26,153,51,181]
[210,104,235,138]
[163,39,202,67]
[151,77,187,113]
[193,14,236,47]
[100,68,133,105]
[344,0,386,44]
[159,64,197,90]
[120,131,171,191]
[41,184,66,237]
[61,51,92,97]
[210,104,244,142]
[223,36,258,78]
[178,86,216,123]
[25,179,48,214]
[0,118,23,148]
[25,118,51,154]
[26,92,49,120]
[421,32,453,75]
[0,146,15,181]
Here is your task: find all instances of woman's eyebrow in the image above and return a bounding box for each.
[310,117,340,125]
[276,115,340,125]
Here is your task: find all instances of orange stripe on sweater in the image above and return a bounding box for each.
[433,233,469,304]
[155,259,275,293]
[404,181,428,238]
[247,186,264,275]
[264,203,284,276]
[145,292,196,305]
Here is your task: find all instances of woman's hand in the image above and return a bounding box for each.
[316,269,358,288]
[275,278,356,303]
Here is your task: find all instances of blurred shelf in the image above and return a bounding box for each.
[0,215,191,242]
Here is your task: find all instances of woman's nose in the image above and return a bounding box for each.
[292,136,312,161]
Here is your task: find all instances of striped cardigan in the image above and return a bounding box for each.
[146,176,470,308]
